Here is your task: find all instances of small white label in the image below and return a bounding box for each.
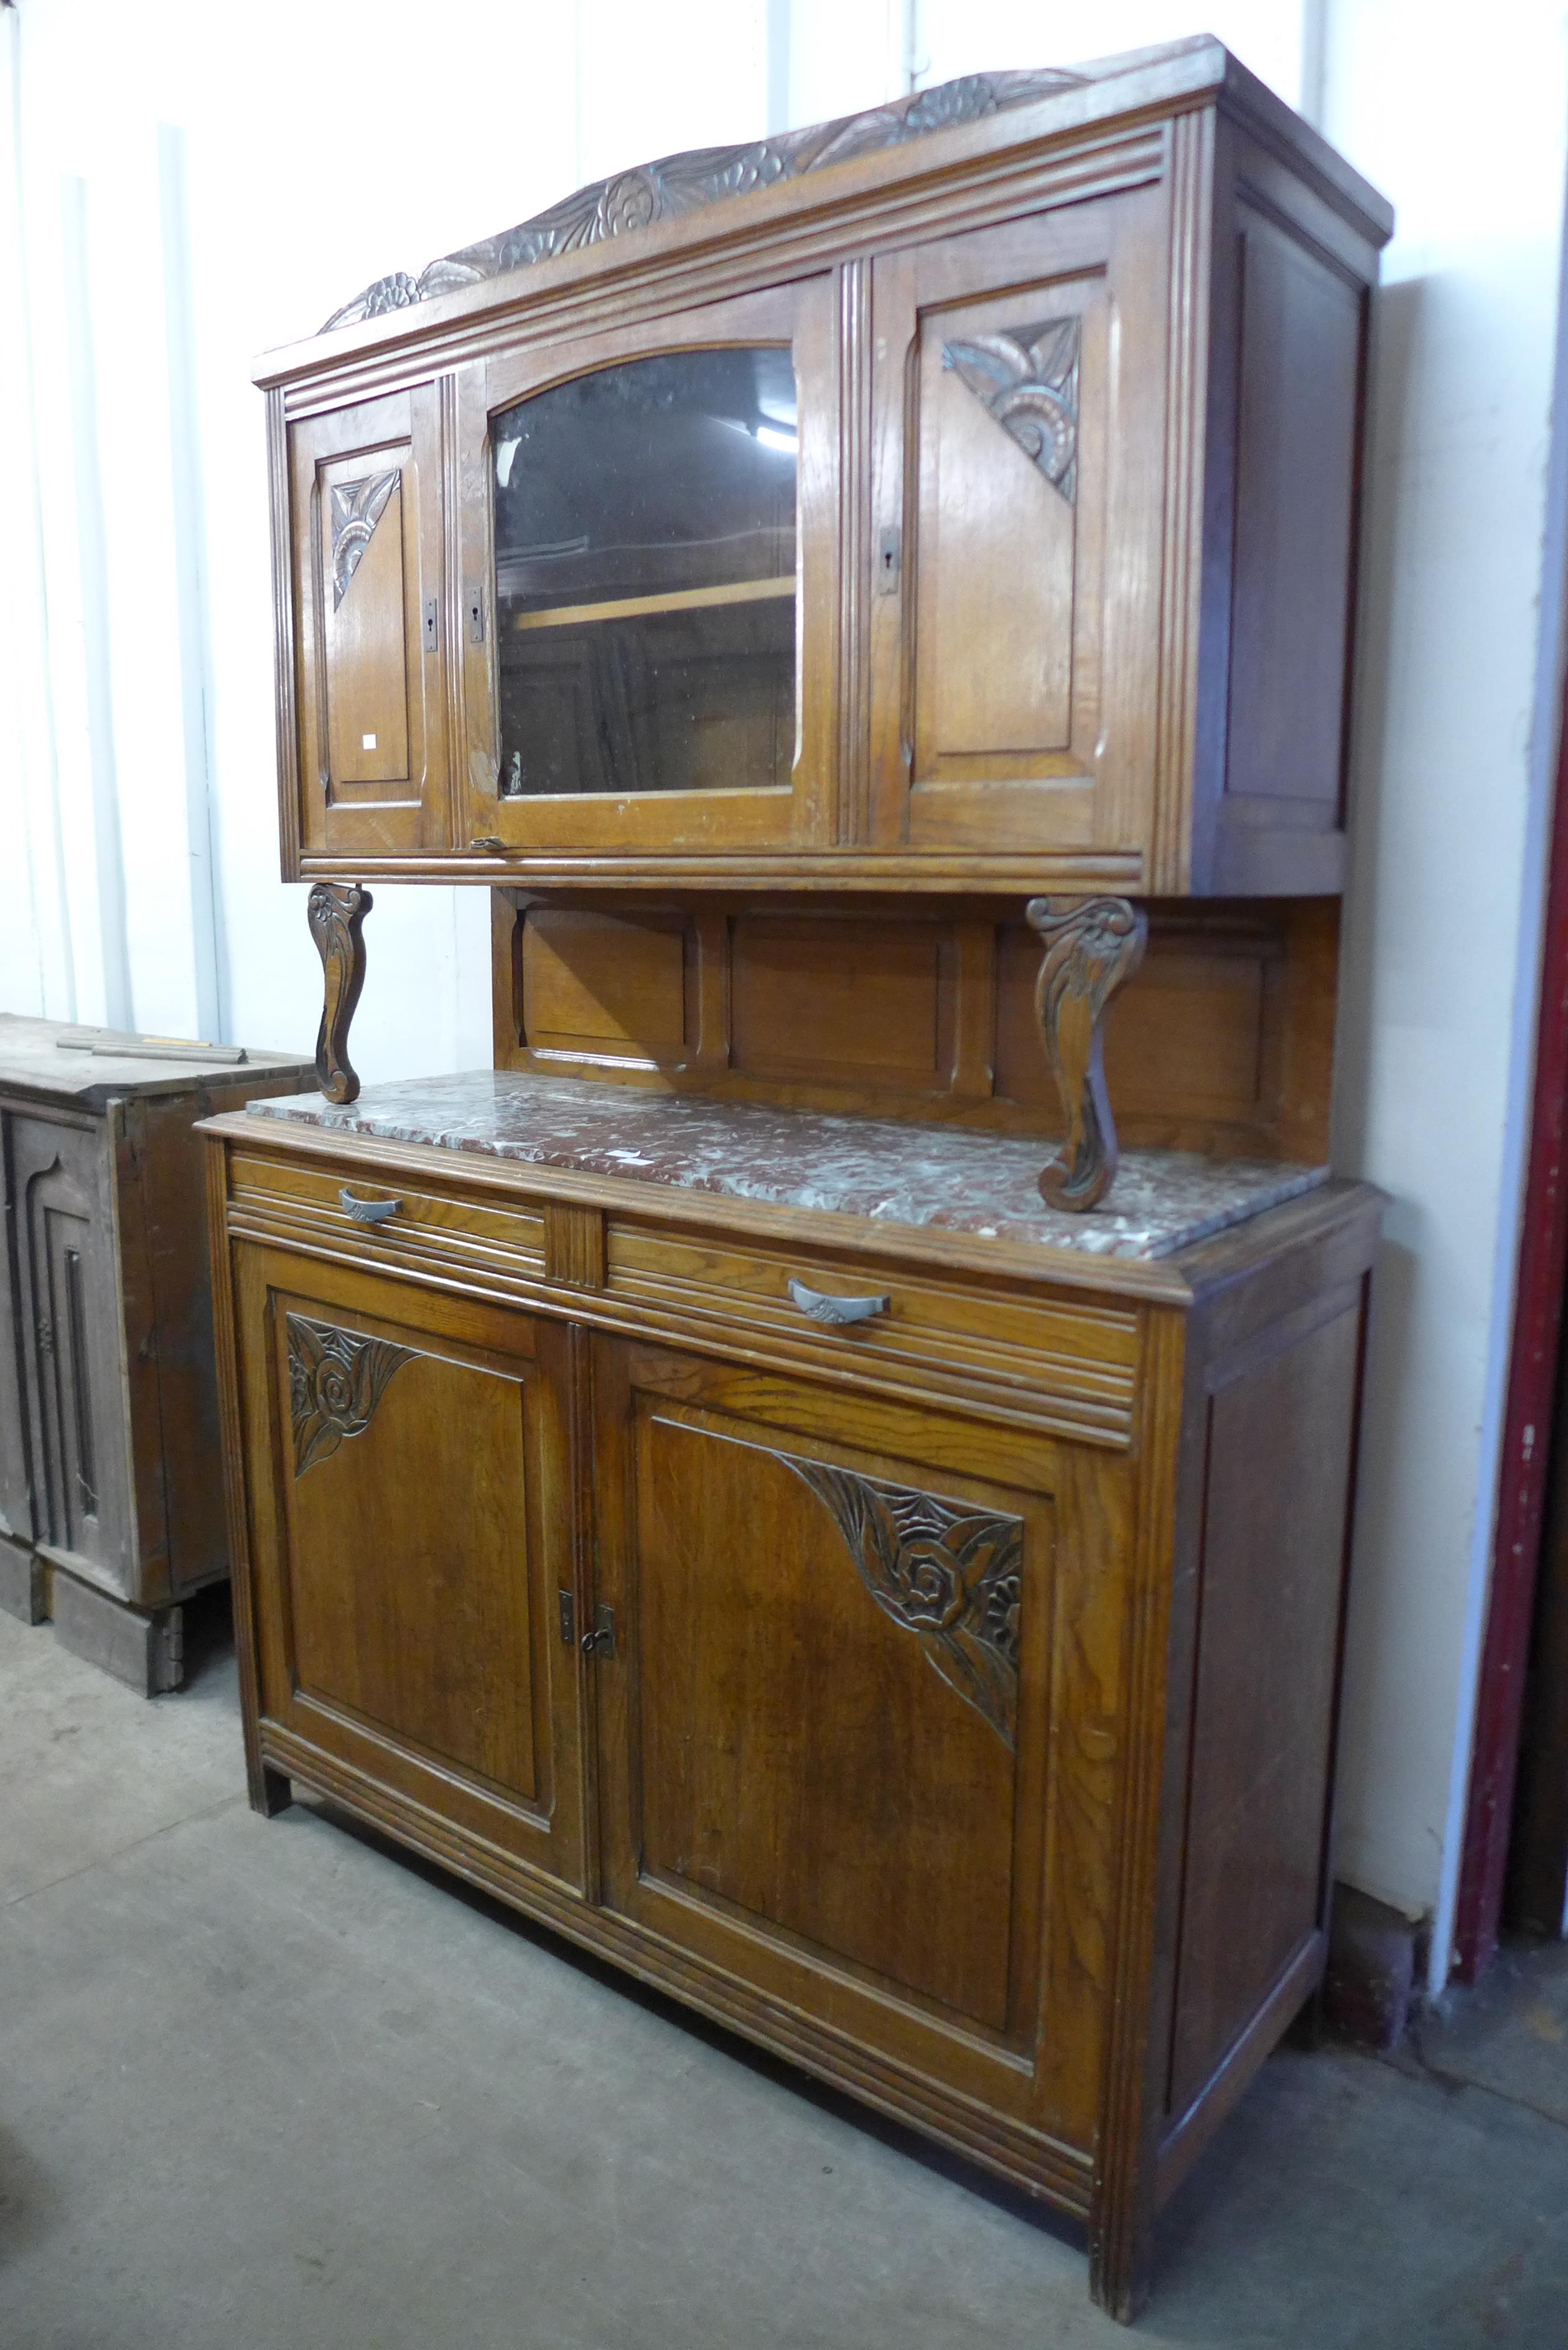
[361,732,377,751]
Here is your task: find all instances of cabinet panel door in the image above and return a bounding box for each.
[233,1244,585,1891]
[0,1113,36,1545]
[591,1336,1130,2150]
[457,279,836,859]
[9,1115,132,1587]
[867,188,1168,867]
[290,384,452,859]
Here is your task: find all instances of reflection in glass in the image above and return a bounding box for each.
[492,348,797,798]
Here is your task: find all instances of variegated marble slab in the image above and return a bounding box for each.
[245,1071,1328,1262]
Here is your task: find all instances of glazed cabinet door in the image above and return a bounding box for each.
[590,1334,1131,2165]
[456,279,837,859]
[287,384,453,862]
[8,1112,133,1589]
[232,1244,586,1892]
[867,185,1169,873]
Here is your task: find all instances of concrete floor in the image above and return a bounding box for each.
[2,1607,1567,2350]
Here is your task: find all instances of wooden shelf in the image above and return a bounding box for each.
[508,574,796,633]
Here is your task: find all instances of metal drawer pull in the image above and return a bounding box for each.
[787,1277,889,1327]
[338,1189,401,1224]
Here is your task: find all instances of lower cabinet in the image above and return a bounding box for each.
[210,1143,1381,2323]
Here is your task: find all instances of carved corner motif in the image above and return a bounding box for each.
[307,882,372,1107]
[1027,895,1147,1214]
[943,316,1081,502]
[329,471,400,608]
[287,1313,413,1477]
[319,68,1085,331]
[783,1454,1022,1750]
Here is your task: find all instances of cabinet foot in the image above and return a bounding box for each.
[49,1566,183,1695]
[254,1764,294,1819]
[1025,896,1147,1212]
[0,1532,47,1625]
[307,882,373,1105]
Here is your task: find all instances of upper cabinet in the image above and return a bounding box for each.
[258,41,1391,896]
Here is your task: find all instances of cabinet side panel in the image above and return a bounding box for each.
[1220,207,1363,841]
[1167,1292,1362,2121]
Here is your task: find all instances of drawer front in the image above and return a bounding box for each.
[225,1151,547,1294]
[604,1222,1138,1447]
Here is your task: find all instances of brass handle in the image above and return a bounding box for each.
[786,1277,889,1327]
[338,1189,401,1224]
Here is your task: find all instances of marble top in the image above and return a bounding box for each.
[245,1070,1328,1262]
[0,1016,312,1107]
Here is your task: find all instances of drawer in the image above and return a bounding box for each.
[225,1150,547,1294]
[604,1221,1139,1448]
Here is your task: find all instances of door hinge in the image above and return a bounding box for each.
[580,1602,615,1660]
[558,1588,576,1647]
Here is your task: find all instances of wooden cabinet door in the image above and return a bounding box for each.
[0,1111,37,1548]
[233,1245,586,1892]
[289,384,453,861]
[867,185,1169,873]
[590,1334,1129,2157]
[456,279,837,859]
[8,1113,133,1589]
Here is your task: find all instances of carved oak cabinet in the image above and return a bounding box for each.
[211,37,1391,2321]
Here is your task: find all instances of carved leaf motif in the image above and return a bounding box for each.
[287,1312,413,1477]
[943,316,1081,502]
[320,68,1083,331]
[782,1454,1023,1750]
[329,470,399,608]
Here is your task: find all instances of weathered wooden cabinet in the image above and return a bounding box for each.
[0,1019,312,1690]
[219,35,1391,2322]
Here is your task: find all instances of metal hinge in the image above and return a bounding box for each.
[580,1602,615,1660]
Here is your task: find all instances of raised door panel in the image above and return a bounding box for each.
[592,1336,1133,2156]
[868,190,1168,871]
[0,1113,36,1545]
[9,1115,133,1588]
[291,385,452,859]
[458,281,837,859]
[233,1244,584,1890]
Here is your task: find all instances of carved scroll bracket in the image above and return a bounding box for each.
[307,882,372,1107]
[1026,895,1147,1214]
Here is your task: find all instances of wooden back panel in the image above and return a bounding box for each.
[491,891,1337,1164]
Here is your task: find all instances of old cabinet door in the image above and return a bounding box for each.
[455,278,838,859]
[288,383,452,861]
[866,184,1169,874]
[590,1334,1130,2161]
[233,1244,586,1892]
[9,1112,133,1589]
[0,1110,37,1548]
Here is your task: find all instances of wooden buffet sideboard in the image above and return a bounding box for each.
[211,36,1391,2320]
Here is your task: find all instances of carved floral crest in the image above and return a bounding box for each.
[329,471,399,607]
[287,1312,413,1477]
[943,316,1081,502]
[782,1453,1023,1749]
